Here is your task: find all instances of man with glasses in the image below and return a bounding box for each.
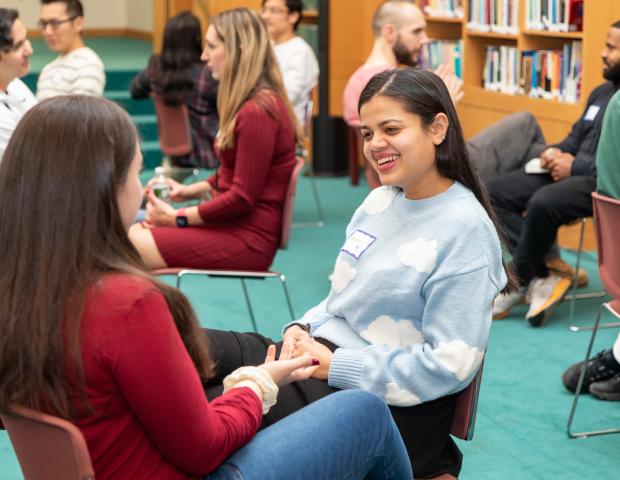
[36,0,105,100]
[261,0,318,127]
[0,8,36,159]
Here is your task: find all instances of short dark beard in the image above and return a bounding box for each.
[603,61,620,85]
[392,35,418,67]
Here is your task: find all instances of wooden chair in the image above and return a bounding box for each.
[566,193,620,439]
[0,406,94,480]
[153,157,305,332]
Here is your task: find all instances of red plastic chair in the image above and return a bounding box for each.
[451,361,484,441]
[566,192,620,438]
[150,93,192,157]
[428,363,484,480]
[153,157,305,332]
[0,405,94,480]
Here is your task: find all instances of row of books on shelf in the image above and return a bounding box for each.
[525,0,583,32]
[482,41,582,103]
[420,40,463,78]
[467,0,519,34]
[419,0,463,18]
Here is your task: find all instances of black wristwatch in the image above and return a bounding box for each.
[175,208,189,228]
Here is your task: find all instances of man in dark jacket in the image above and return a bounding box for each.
[491,21,620,326]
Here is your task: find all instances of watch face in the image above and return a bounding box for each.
[176,216,189,228]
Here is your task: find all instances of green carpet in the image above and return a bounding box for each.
[2,36,618,478]
[1,173,618,478]
[27,37,152,72]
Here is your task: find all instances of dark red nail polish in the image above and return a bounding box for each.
[312,359,320,366]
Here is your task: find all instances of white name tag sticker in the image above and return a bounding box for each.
[584,105,600,121]
[341,230,376,259]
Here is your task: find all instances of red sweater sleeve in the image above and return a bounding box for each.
[111,289,262,476]
[198,101,278,223]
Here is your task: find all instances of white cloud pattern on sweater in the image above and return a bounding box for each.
[361,187,394,215]
[433,340,484,382]
[397,238,438,273]
[384,382,421,406]
[360,315,424,348]
[331,258,357,293]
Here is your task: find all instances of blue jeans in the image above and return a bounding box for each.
[206,390,412,480]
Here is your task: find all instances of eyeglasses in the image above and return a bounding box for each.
[261,6,289,16]
[37,15,78,30]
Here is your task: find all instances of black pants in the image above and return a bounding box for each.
[204,329,462,479]
[488,171,597,285]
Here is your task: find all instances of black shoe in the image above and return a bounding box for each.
[589,373,620,401]
[562,349,620,393]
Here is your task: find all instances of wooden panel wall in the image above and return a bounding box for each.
[328,0,382,117]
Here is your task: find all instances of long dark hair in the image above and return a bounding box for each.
[153,11,203,105]
[359,68,517,293]
[0,96,214,419]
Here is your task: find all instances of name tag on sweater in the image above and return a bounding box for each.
[584,105,600,121]
[341,230,376,259]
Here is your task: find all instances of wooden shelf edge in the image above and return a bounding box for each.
[466,30,518,40]
[523,29,583,39]
[461,86,582,121]
[302,9,318,18]
[425,15,464,24]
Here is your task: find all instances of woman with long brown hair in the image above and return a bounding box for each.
[0,96,411,479]
[129,7,302,271]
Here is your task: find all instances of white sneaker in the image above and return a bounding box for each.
[525,274,572,325]
[492,287,526,320]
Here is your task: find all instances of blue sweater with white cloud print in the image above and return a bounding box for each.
[287,182,506,406]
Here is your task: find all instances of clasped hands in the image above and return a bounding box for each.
[141,177,214,228]
[540,147,574,182]
[279,325,333,380]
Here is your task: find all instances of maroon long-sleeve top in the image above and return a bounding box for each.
[151,90,296,270]
[74,274,262,479]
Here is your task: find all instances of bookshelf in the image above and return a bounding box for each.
[326,0,620,145]
[417,0,620,143]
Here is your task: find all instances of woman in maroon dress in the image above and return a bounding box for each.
[129,8,303,270]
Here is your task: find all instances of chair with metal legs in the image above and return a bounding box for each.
[294,98,325,228]
[153,157,304,333]
[566,193,620,438]
[561,217,607,331]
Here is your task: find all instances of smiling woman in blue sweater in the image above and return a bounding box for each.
[205,68,516,479]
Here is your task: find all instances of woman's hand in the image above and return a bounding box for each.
[144,189,177,227]
[281,325,310,360]
[292,338,333,380]
[146,177,210,203]
[258,345,319,387]
[170,180,214,203]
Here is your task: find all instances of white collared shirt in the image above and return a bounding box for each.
[273,36,319,127]
[0,78,37,160]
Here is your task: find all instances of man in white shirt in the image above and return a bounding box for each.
[261,0,318,127]
[0,8,37,159]
[36,0,105,100]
